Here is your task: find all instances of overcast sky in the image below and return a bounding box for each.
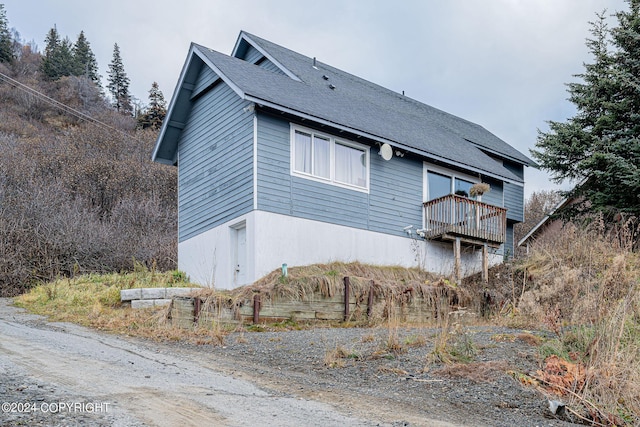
[1,0,629,197]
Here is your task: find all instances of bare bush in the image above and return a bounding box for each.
[516,217,640,424]
[0,71,177,297]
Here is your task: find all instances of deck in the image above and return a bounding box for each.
[422,194,507,247]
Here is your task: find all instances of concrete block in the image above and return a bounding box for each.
[166,288,197,298]
[120,289,142,302]
[131,300,155,309]
[153,299,172,307]
[141,288,166,300]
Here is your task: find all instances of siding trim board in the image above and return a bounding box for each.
[253,113,258,210]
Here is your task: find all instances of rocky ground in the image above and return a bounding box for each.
[174,323,579,427]
[1,297,581,427]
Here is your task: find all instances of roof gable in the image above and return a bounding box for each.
[232,32,301,82]
[153,32,535,184]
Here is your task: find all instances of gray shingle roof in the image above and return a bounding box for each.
[156,31,535,183]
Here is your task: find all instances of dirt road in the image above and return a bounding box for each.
[0,299,456,427]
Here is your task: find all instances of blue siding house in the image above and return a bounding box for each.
[152,31,535,288]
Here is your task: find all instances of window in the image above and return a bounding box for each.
[335,143,367,187]
[294,131,330,179]
[428,171,451,200]
[455,178,473,198]
[426,168,477,200]
[291,125,369,191]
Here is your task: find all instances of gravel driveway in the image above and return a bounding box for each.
[0,298,576,426]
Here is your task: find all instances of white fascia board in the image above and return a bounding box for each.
[233,32,302,82]
[246,95,524,186]
[152,43,198,162]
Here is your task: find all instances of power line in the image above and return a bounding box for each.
[0,69,135,138]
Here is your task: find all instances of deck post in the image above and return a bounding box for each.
[454,237,461,285]
[482,243,488,284]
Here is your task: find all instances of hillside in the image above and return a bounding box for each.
[0,40,177,296]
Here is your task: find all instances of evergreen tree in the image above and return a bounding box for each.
[40,26,75,79]
[40,26,60,79]
[73,31,99,83]
[0,4,13,63]
[106,43,132,114]
[532,2,640,218]
[57,36,76,77]
[137,82,167,130]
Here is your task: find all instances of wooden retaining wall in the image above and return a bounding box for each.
[169,277,459,328]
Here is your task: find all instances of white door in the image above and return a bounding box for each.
[233,225,247,285]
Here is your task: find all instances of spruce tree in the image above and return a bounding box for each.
[40,26,75,79]
[57,36,75,77]
[73,31,99,83]
[40,26,61,79]
[106,43,132,114]
[137,81,167,130]
[532,1,640,218]
[0,4,13,63]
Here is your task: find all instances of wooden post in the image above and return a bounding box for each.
[193,297,201,325]
[454,237,461,286]
[343,277,351,321]
[253,294,261,324]
[482,243,488,285]
[367,280,375,318]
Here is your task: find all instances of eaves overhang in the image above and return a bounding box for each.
[152,44,249,165]
[246,94,525,186]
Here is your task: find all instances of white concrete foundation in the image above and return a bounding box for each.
[178,210,502,289]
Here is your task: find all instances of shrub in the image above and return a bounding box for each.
[515,217,640,425]
[0,72,177,296]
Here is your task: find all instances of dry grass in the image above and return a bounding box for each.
[323,344,355,368]
[517,332,542,346]
[233,261,462,321]
[361,333,375,343]
[434,360,510,383]
[512,216,640,425]
[186,261,463,326]
[11,269,224,343]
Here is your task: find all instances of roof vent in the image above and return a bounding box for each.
[322,75,329,80]
[313,57,318,69]
[329,84,336,90]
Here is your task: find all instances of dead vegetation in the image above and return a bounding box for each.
[0,58,177,297]
[12,215,640,425]
[434,360,510,383]
[10,268,226,344]
[509,216,640,426]
[186,262,467,326]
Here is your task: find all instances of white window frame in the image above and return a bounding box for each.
[290,124,370,193]
[422,162,480,231]
[423,162,479,201]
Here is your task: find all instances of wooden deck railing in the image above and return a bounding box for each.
[422,194,507,244]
